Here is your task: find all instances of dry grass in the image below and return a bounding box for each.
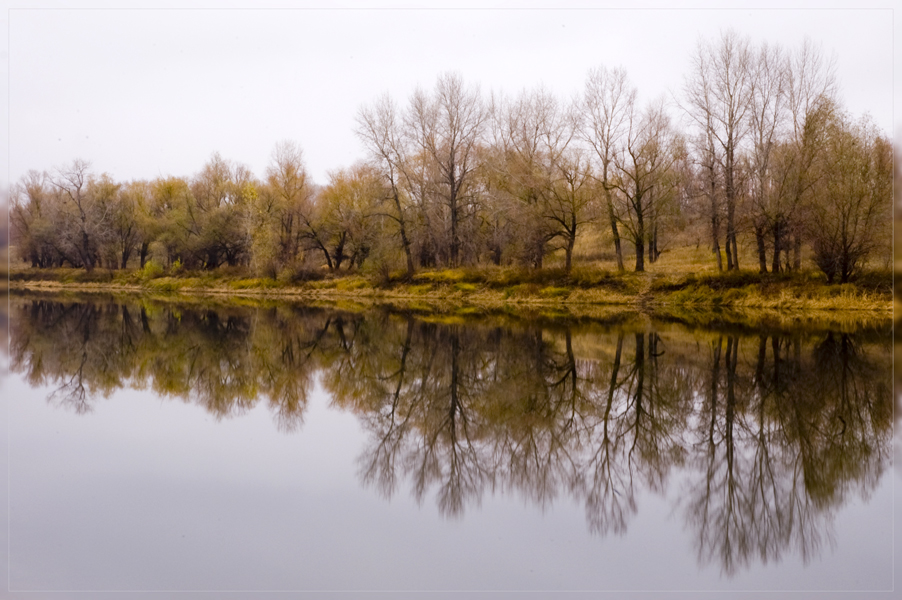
[7,243,893,312]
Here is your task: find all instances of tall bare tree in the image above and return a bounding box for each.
[610,99,682,272]
[356,95,416,279]
[406,72,486,267]
[49,159,104,271]
[683,30,753,270]
[747,42,787,273]
[581,66,634,271]
[783,39,838,269]
[488,86,575,268]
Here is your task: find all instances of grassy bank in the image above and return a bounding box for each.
[7,262,893,312]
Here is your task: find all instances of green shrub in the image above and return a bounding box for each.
[454,282,478,293]
[169,258,184,276]
[140,260,165,281]
[539,286,569,298]
[147,278,180,293]
[408,284,433,295]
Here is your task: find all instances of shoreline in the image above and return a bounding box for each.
[7,273,893,316]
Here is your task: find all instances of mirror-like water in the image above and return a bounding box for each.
[1,295,896,594]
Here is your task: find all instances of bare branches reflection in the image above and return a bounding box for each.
[8,296,891,576]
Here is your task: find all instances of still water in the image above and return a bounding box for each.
[1,295,896,596]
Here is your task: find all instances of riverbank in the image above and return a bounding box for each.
[7,264,893,313]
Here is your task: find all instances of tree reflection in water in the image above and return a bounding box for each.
[9,296,892,576]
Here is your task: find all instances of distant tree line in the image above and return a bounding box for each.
[11,32,891,283]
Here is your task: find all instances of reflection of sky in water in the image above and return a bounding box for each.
[1,299,897,595]
[6,380,893,593]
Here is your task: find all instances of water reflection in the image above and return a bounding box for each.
[8,296,893,576]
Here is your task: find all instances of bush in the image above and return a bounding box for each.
[540,286,569,298]
[140,260,165,281]
[453,282,478,293]
[169,258,185,276]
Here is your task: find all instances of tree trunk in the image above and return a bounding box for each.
[725,145,738,271]
[634,237,645,272]
[565,237,574,274]
[449,185,459,268]
[491,244,502,266]
[392,190,415,280]
[320,243,334,271]
[725,235,734,270]
[755,224,767,273]
[333,232,347,270]
[709,173,723,272]
[565,213,576,274]
[730,231,739,271]
[772,221,782,273]
[608,200,624,271]
[713,238,723,272]
[81,231,95,272]
[650,222,659,263]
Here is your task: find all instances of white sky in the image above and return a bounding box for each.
[1,1,897,188]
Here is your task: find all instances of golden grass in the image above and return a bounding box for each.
[7,243,893,313]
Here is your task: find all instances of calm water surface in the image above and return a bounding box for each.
[1,295,897,597]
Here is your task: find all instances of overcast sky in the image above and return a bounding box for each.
[2,1,897,188]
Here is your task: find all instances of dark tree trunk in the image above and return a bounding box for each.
[565,213,576,274]
[491,244,502,266]
[608,200,624,271]
[333,232,347,271]
[449,181,460,268]
[649,222,659,263]
[725,234,734,270]
[755,224,767,273]
[634,204,645,272]
[772,221,782,273]
[730,232,739,271]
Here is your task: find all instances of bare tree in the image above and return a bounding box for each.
[683,30,753,270]
[545,147,594,273]
[49,159,103,271]
[356,95,416,279]
[488,86,575,268]
[783,39,838,269]
[406,72,486,267]
[610,99,682,272]
[581,66,635,271]
[747,42,787,273]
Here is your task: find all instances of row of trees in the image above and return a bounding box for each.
[10,32,891,282]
